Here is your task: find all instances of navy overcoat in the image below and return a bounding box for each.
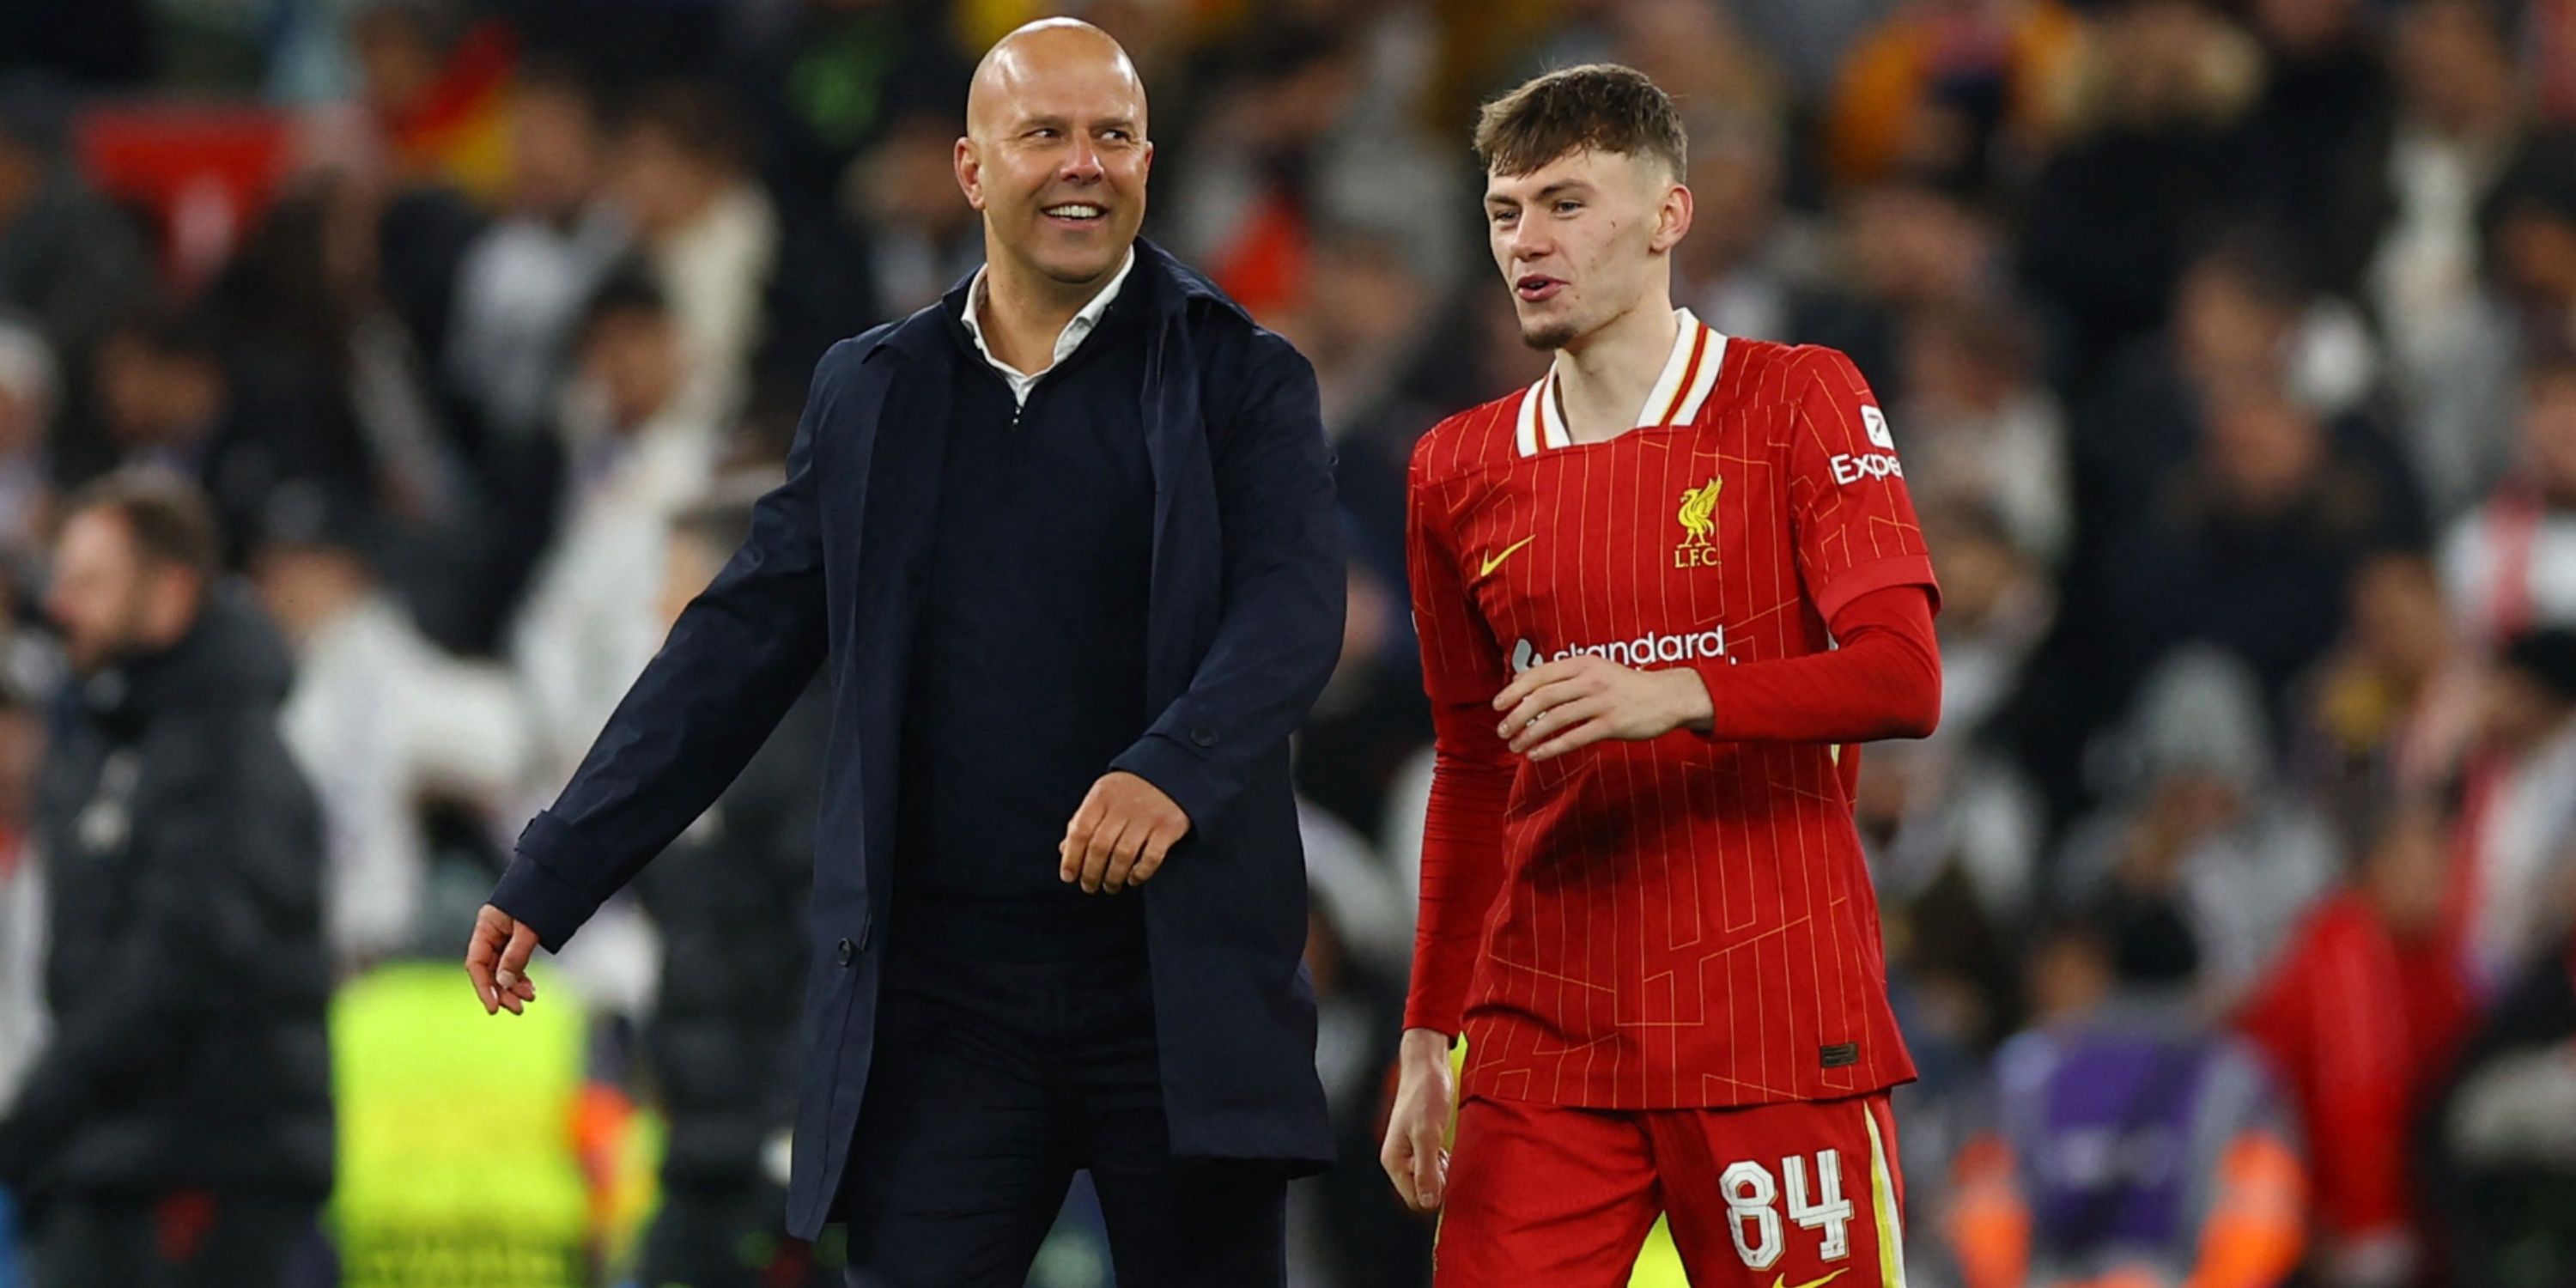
[489,240,1345,1237]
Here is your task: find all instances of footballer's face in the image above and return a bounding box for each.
[957,22,1152,293]
[1485,148,1691,350]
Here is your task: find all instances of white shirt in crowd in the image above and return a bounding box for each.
[282,592,532,969]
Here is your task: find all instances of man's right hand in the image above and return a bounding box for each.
[1380,1027,1458,1212]
[465,903,542,1016]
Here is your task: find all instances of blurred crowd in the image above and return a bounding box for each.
[3,0,2576,1285]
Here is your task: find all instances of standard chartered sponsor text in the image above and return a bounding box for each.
[1510,626,1726,673]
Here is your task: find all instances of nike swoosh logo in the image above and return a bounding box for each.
[1479,536,1536,579]
[1772,1269,1850,1288]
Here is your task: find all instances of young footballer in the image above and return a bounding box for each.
[1382,64,1942,1287]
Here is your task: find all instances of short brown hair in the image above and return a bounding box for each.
[1474,64,1686,180]
[65,467,223,582]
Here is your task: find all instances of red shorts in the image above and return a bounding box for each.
[1435,1092,1909,1288]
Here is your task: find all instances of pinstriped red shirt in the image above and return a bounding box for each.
[1404,315,1935,1109]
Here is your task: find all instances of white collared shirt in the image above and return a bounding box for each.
[961,248,1138,406]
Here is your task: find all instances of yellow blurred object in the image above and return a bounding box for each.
[1445,1036,1692,1286]
[327,962,596,1288]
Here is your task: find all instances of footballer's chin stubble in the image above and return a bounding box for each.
[1522,320,1579,350]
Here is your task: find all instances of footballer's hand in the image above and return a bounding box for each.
[1060,771,1191,894]
[465,903,541,1016]
[1381,1029,1458,1212]
[1494,655,1714,761]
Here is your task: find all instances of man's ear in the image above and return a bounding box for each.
[1650,181,1694,255]
[955,137,986,211]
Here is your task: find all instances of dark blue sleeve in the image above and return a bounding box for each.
[488,337,859,950]
[1110,333,1345,830]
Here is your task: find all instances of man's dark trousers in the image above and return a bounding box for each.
[837,931,1286,1288]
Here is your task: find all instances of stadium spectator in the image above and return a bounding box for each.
[2236,799,2473,1288]
[1898,297,2073,568]
[89,307,376,569]
[605,81,777,416]
[2291,551,2484,823]
[1823,0,2084,194]
[2445,627,2576,993]
[2331,0,2527,515]
[2018,0,2264,391]
[2057,647,2340,1004]
[0,470,331,1288]
[508,266,720,782]
[2425,924,2576,1287]
[445,58,628,442]
[0,684,43,1111]
[1946,910,2309,1288]
[0,319,56,559]
[630,483,832,1288]
[252,483,530,975]
[0,82,156,487]
[2441,348,2576,642]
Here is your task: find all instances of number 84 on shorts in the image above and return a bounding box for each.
[1433,1092,1910,1288]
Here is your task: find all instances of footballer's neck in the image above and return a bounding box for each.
[1553,289,1682,446]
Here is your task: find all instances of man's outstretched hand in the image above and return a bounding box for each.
[1060,770,1190,894]
[465,904,541,1015]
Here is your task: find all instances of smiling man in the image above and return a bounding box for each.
[463,19,1344,1288]
[1381,65,1943,1286]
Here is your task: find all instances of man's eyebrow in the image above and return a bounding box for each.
[1486,179,1593,206]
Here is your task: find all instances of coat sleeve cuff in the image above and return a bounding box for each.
[1109,732,1226,836]
[488,811,607,952]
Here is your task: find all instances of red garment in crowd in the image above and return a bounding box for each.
[2236,890,2476,1245]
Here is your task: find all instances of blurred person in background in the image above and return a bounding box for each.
[0,319,57,559]
[2234,799,2472,1288]
[1797,179,2002,404]
[469,20,1345,1285]
[0,682,46,1109]
[2330,0,2527,517]
[632,482,833,1288]
[2017,0,2263,392]
[1671,107,1795,343]
[0,81,157,489]
[2445,627,2576,993]
[2441,347,2576,643]
[2290,551,2483,823]
[2480,130,2576,373]
[252,482,531,975]
[88,307,377,568]
[608,81,779,417]
[510,265,720,784]
[0,469,331,1288]
[2424,918,2576,1288]
[2233,0,2389,240]
[1898,297,2072,568]
[1823,0,2085,195]
[445,58,629,445]
[731,0,974,387]
[2097,378,2424,709]
[1943,911,2308,1288]
[852,107,988,319]
[2055,647,2339,1005]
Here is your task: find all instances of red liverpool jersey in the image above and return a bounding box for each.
[1405,312,1936,1110]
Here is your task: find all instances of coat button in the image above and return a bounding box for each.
[1188,726,1217,749]
[835,938,855,967]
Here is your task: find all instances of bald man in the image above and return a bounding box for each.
[465,19,1342,1288]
